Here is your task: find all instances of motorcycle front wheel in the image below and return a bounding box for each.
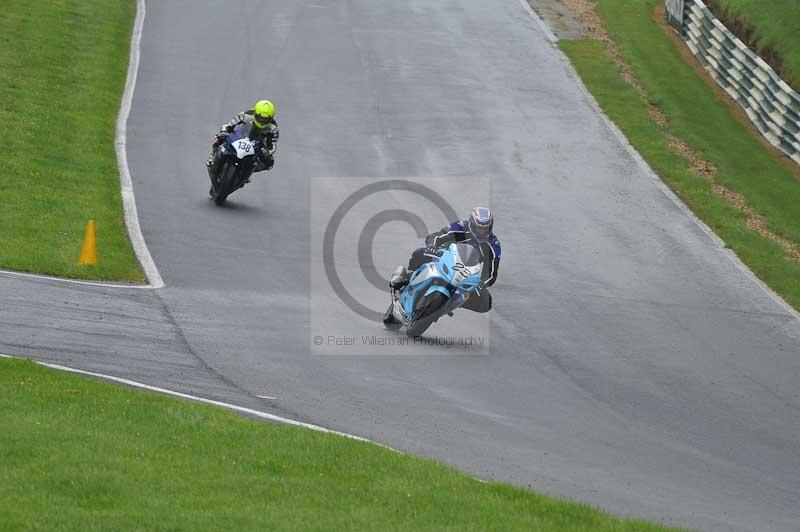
[406,292,448,337]
[214,163,237,206]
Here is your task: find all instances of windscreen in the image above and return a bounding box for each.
[227,122,251,142]
[455,243,482,267]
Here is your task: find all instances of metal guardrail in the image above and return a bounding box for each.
[665,0,800,165]
[665,0,685,31]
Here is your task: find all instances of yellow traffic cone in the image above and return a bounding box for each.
[78,220,98,266]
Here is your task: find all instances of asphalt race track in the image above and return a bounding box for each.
[2,1,800,531]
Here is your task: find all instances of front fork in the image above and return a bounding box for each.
[442,291,466,316]
[208,148,223,182]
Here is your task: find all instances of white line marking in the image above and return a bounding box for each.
[2,357,511,486]
[0,0,161,291]
[257,395,277,400]
[517,0,559,43]
[0,269,153,289]
[116,0,164,289]
[517,0,800,323]
[0,354,388,448]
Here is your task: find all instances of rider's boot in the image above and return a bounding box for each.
[382,302,395,323]
[389,265,410,290]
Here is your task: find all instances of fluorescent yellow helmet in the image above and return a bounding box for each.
[253,100,275,128]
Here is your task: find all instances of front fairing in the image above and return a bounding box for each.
[222,123,261,161]
[398,263,446,319]
[443,243,483,292]
[396,243,482,320]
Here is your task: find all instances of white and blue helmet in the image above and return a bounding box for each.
[467,207,493,242]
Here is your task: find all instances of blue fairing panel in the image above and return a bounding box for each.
[424,285,451,298]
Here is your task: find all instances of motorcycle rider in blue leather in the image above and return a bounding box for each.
[390,207,500,313]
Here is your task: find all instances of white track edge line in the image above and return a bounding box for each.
[116,0,164,289]
[517,0,559,43]
[0,0,161,291]
[0,269,153,289]
[517,1,800,322]
[0,354,397,449]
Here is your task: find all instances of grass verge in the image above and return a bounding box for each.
[0,1,142,281]
[706,0,800,90]
[559,0,800,310]
[0,358,682,531]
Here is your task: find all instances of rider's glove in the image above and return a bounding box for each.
[212,134,227,146]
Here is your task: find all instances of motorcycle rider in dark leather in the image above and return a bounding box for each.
[390,207,500,313]
[207,100,279,182]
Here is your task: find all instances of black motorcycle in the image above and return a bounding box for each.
[207,123,273,206]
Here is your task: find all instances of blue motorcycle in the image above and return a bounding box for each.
[207,122,273,206]
[383,242,483,337]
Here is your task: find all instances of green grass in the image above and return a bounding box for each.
[559,0,800,310]
[708,0,800,89]
[0,357,682,532]
[0,1,142,280]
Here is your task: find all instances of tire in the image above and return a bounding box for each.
[214,164,237,206]
[406,292,448,337]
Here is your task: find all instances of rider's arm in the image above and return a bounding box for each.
[425,221,465,247]
[481,238,501,288]
[264,121,279,150]
[219,111,249,135]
